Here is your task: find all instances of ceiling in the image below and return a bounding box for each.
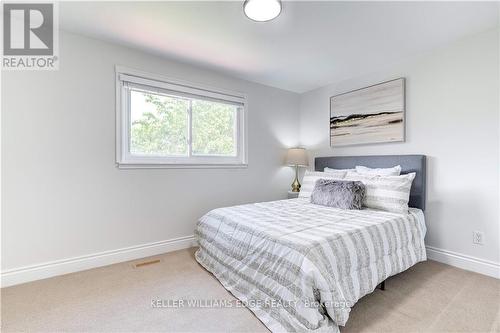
[60,1,499,93]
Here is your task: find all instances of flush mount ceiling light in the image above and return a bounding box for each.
[244,0,282,22]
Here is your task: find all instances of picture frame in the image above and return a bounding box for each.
[330,78,405,146]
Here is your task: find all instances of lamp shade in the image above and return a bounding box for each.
[286,148,308,167]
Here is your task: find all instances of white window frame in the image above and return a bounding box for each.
[116,66,248,169]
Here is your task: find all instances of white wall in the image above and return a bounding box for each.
[1,31,300,273]
[300,29,500,266]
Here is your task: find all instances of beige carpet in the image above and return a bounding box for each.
[1,248,499,332]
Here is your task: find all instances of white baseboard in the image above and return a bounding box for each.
[3,239,497,288]
[426,246,500,279]
[1,235,197,288]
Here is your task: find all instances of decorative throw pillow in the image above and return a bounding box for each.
[310,179,366,210]
[324,167,356,173]
[355,165,402,176]
[298,170,346,198]
[345,171,415,213]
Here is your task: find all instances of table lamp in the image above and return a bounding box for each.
[285,148,308,192]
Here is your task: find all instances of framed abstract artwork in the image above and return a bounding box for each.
[330,78,405,146]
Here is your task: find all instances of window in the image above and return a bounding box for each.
[116,67,247,168]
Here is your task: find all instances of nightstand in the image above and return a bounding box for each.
[287,191,300,199]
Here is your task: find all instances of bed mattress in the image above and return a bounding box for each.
[195,198,426,332]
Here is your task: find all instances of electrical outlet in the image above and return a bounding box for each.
[473,231,484,245]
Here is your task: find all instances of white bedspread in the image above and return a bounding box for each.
[195,198,426,332]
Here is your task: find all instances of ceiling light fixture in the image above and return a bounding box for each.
[243,0,282,22]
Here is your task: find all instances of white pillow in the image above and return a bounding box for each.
[299,170,346,198]
[324,167,356,173]
[355,165,402,176]
[345,171,415,213]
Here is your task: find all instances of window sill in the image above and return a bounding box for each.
[116,163,248,169]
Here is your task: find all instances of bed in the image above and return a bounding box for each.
[195,155,427,333]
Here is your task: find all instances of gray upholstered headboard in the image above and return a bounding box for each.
[315,155,426,210]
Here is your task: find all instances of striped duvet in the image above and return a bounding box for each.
[195,198,426,332]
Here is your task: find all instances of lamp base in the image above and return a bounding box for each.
[291,165,301,192]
